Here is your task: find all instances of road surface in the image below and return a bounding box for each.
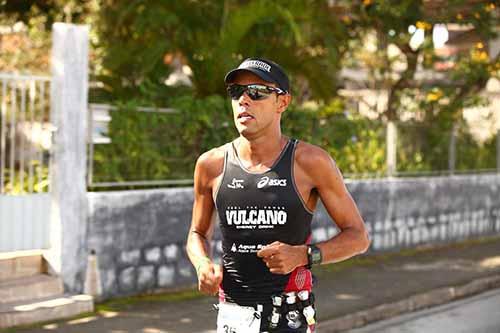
[349,288,500,333]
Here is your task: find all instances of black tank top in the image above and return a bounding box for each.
[215,138,314,305]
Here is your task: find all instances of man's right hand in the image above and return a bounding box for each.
[196,261,223,296]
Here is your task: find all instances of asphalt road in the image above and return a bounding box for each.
[5,238,500,333]
[348,288,500,333]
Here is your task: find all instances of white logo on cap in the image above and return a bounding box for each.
[240,60,271,73]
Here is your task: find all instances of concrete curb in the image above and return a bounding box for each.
[318,273,500,332]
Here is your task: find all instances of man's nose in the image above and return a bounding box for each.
[239,91,252,105]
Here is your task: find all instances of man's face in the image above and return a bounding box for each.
[228,71,289,138]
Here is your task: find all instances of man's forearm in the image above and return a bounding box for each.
[315,227,370,265]
[186,230,213,271]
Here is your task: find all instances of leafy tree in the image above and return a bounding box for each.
[96,0,352,102]
[347,0,498,121]
[344,0,499,171]
[0,0,99,73]
[3,0,498,186]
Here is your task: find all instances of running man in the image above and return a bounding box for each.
[186,58,370,333]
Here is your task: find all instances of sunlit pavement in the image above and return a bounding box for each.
[348,287,500,333]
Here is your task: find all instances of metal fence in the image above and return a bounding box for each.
[0,72,52,252]
[0,73,53,194]
[86,103,194,189]
[85,102,500,189]
[342,120,500,180]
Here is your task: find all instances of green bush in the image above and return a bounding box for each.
[91,95,387,185]
[285,103,386,176]
[397,118,497,174]
[91,94,497,188]
[1,162,49,194]
[92,95,235,184]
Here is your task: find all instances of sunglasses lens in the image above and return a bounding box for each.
[247,87,262,100]
[227,84,277,100]
[247,86,272,100]
[227,85,246,100]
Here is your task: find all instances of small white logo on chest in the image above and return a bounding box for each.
[257,176,287,189]
[227,178,244,189]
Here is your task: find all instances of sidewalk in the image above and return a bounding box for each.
[4,235,500,333]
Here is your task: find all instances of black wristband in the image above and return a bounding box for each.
[306,244,322,269]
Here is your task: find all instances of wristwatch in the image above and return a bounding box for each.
[306,244,322,269]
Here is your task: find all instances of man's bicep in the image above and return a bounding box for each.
[190,190,216,238]
[314,154,364,230]
[189,154,217,238]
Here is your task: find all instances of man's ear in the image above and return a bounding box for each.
[277,94,292,113]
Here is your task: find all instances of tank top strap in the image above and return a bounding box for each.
[273,138,297,174]
[227,140,245,170]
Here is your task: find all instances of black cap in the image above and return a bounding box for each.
[224,58,290,93]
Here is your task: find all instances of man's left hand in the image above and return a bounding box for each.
[257,241,308,274]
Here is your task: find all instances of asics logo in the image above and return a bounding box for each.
[227,178,244,189]
[257,176,287,189]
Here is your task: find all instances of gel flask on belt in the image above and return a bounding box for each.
[285,292,302,329]
[269,295,282,329]
[298,290,316,325]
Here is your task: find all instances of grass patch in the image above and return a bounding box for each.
[315,234,500,274]
[314,256,379,274]
[96,288,204,311]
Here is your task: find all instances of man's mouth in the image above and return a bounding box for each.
[238,112,254,121]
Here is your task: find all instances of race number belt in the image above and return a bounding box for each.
[217,302,263,333]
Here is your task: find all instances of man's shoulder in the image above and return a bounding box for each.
[294,140,334,168]
[293,140,342,188]
[196,142,231,176]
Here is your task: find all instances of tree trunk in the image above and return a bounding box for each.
[385,46,419,122]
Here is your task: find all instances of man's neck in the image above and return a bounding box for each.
[236,132,287,168]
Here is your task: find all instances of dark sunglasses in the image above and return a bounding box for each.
[226,84,286,101]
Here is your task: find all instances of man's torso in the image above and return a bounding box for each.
[213,138,317,305]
